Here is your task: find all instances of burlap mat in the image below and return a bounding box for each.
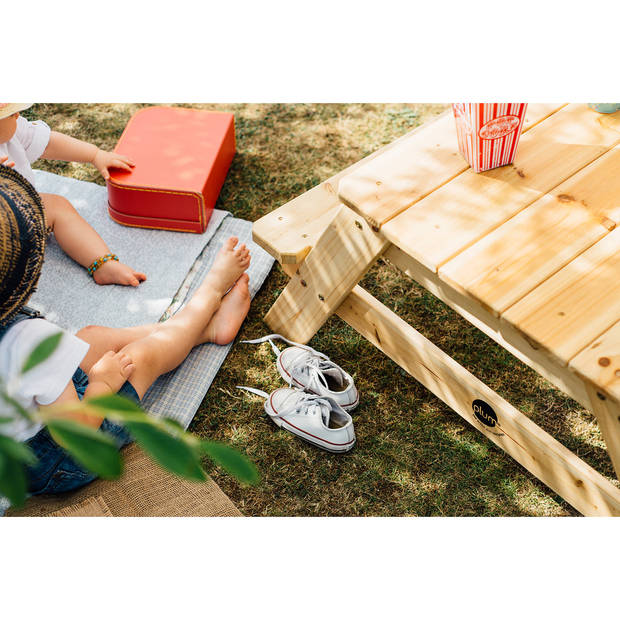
[8,443,242,517]
[48,496,113,517]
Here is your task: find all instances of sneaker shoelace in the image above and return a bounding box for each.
[236,385,333,425]
[242,334,346,392]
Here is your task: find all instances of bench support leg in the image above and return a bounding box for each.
[336,285,620,516]
[584,384,620,482]
[264,204,389,343]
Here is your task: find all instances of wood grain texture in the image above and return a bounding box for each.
[502,227,620,366]
[583,382,620,480]
[252,111,451,265]
[338,104,564,230]
[336,286,620,516]
[265,205,389,343]
[384,246,590,408]
[439,144,620,315]
[570,320,620,403]
[381,104,620,273]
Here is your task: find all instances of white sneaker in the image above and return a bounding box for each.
[238,386,356,453]
[242,334,359,411]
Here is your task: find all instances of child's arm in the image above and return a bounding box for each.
[38,351,135,429]
[42,131,135,180]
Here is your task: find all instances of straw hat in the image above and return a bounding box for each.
[0,165,46,326]
[0,104,33,121]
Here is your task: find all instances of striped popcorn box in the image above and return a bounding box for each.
[452,103,528,173]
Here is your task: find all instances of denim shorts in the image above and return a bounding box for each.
[25,367,140,496]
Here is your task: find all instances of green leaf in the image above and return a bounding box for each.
[201,441,259,485]
[47,419,122,479]
[88,393,144,414]
[0,416,15,424]
[22,332,63,374]
[0,435,37,465]
[0,391,33,421]
[124,420,206,482]
[0,452,28,508]
[86,393,148,424]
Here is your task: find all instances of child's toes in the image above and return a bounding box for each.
[224,236,238,251]
[133,271,147,283]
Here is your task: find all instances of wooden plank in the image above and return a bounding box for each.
[336,285,620,516]
[583,381,620,480]
[439,144,620,316]
[383,246,591,408]
[252,110,451,265]
[381,104,620,273]
[264,204,389,343]
[338,104,565,229]
[502,227,620,366]
[570,320,620,403]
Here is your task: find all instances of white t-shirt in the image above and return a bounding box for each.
[0,116,51,186]
[0,318,89,441]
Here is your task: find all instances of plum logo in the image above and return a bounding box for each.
[479,115,520,140]
[472,399,503,436]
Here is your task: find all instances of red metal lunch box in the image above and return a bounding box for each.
[106,106,235,233]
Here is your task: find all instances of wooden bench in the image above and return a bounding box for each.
[253,103,620,516]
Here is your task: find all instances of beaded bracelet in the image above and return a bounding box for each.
[87,253,119,276]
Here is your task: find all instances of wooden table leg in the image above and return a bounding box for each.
[265,204,389,343]
[584,383,620,481]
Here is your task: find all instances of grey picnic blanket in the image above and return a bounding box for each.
[30,170,274,427]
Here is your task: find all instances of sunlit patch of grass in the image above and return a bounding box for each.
[29,103,615,516]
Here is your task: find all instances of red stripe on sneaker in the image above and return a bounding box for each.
[269,392,355,447]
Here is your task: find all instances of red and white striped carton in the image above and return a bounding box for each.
[452,103,528,173]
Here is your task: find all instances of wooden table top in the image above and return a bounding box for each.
[338,104,620,402]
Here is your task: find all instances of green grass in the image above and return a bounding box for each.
[27,103,618,516]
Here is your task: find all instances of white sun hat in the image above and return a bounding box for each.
[238,386,356,453]
[0,104,33,121]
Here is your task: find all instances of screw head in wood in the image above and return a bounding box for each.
[300,279,307,287]
[318,294,325,301]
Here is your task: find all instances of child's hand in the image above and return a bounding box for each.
[88,350,135,392]
[1,155,15,168]
[92,149,135,181]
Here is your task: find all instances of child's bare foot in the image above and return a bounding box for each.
[202,274,251,345]
[203,237,251,296]
[93,260,147,287]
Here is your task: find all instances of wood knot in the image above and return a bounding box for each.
[574,479,584,488]
[318,294,325,301]
[300,279,307,287]
[515,168,525,178]
[597,391,607,401]
[599,357,611,367]
[557,194,575,203]
[355,220,363,230]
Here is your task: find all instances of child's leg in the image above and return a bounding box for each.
[79,238,251,399]
[41,193,147,287]
[77,272,251,373]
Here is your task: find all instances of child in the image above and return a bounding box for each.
[0,103,146,286]
[0,165,251,495]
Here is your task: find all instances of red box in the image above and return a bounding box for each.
[107,106,235,233]
[452,103,527,173]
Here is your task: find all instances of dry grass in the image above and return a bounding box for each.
[27,103,618,516]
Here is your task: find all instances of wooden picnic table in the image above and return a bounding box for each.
[252,104,620,516]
